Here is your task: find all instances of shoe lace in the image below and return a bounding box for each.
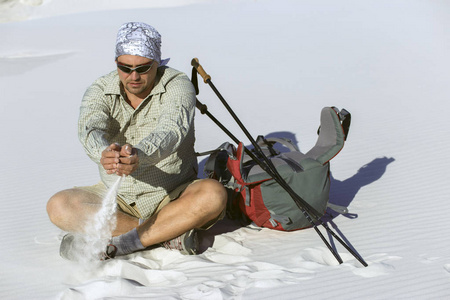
[162,236,183,251]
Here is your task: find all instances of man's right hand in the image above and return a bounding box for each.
[100,143,121,174]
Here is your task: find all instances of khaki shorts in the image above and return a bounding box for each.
[75,179,225,230]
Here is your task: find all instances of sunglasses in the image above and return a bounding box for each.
[116,61,154,74]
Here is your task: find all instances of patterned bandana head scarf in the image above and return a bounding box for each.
[115,22,170,66]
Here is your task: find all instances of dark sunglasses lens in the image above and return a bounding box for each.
[117,65,132,73]
[135,65,151,74]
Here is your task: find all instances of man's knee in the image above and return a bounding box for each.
[47,189,89,225]
[47,191,69,225]
[190,179,227,216]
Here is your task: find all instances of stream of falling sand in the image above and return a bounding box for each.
[71,175,124,264]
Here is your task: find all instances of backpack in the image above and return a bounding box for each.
[204,106,351,231]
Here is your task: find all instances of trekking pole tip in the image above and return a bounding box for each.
[191,58,211,83]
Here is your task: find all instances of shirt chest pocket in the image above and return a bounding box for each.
[135,99,162,134]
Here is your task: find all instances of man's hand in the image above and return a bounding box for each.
[100,143,139,176]
[100,143,121,174]
[116,144,139,176]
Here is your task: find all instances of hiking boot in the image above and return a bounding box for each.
[59,233,83,261]
[59,233,117,261]
[161,229,198,255]
[59,233,75,260]
[100,244,117,260]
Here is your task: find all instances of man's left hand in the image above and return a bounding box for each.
[116,144,139,176]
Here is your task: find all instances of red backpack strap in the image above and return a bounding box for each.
[226,142,244,183]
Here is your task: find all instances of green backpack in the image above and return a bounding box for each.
[204,107,351,231]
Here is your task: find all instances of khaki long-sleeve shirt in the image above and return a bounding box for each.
[78,66,198,218]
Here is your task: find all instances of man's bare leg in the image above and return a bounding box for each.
[47,178,227,256]
[47,188,138,236]
[136,179,227,247]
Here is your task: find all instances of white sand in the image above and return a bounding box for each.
[1,0,450,299]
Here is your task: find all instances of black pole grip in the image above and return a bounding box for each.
[195,98,208,114]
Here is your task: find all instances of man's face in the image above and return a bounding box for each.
[116,55,158,99]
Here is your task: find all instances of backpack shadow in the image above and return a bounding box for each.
[324,156,396,221]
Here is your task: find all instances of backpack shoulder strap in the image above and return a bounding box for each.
[259,137,300,152]
[203,142,236,180]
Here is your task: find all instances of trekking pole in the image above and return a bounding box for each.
[191,59,322,219]
[192,59,344,265]
[191,58,368,267]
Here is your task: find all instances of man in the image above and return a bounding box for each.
[47,22,227,259]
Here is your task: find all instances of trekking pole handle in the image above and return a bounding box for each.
[191,58,211,83]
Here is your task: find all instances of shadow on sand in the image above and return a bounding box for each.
[325,156,395,220]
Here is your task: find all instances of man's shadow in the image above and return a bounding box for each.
[196,131,395,252]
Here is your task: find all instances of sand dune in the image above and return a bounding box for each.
[1,0,450,299]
